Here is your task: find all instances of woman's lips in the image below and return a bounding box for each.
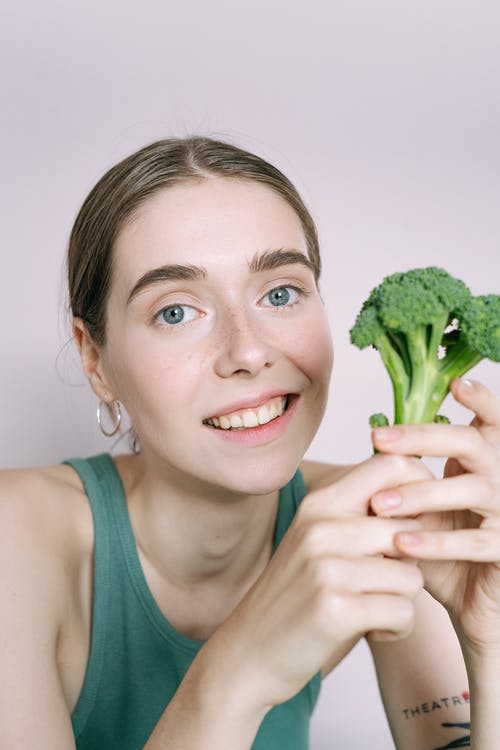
[202,394,300,446]
[203,389,293,422]
[204,395,288,430]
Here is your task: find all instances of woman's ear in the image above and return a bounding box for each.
[73,318,117,402]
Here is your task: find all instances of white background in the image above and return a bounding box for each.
[1,1,499,747]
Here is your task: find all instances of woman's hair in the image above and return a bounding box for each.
[67,135,321,346]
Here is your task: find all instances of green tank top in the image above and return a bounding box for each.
[64,453,321,750]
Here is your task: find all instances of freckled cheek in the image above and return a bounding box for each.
[281,315,334,384]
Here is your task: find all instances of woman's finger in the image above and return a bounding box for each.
[372,422,499,475]
[306,453,432,518]
[323,592,418,642]
[312,555,423,597]
[394,527,500,561]
[371,473,496,518]
[295,517,424,559]
[449,378,500,428]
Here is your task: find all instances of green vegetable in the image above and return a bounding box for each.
[369,413,390,428]
[350,266,500,425]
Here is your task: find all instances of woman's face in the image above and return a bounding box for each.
[100,177,333,495]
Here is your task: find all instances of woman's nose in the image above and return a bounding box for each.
[212,308,279,378]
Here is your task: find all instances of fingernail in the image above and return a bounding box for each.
[374,491,402,510]
[397,532,422,546]
[460,378,474,391]
[373,427,401,442]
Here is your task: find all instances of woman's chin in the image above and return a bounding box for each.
[208,457,303,498]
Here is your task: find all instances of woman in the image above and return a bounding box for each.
[1,136,499,749]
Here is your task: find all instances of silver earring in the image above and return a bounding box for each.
[97,399,122,437]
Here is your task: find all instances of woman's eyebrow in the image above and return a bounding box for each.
[250,248,315,275]
[126,248,315,304]
[127,263,205,304]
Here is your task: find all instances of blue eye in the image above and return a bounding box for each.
[156,304,198,327]
[263,285,301,308]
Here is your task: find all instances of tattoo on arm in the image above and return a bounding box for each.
[400,691,470,749]
[403,691,470,720]
[432,722,471,750]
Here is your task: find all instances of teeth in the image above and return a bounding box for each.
[242,410,259,428]
[205,395,289,431]
[257,405,271,424]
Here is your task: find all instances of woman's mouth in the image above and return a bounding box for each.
[203,394,292,431]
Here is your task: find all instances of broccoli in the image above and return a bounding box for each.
[350,266,500,425]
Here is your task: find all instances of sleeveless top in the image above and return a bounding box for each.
[63,453,322,750]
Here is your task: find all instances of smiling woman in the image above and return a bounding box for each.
[73,165,333,495]
[1,135,500,750]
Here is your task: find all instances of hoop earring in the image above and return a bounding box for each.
[97,399,122,437]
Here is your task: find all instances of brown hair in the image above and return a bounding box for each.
[67,136,321,346]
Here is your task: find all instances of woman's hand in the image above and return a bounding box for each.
[370,378,500,654]
[204,455,429,712]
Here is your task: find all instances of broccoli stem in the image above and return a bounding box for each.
[439,343,483,383]
[394,320,443,423]
[376,335,409,422]
[381,312,484,424]
[393,338,483,424]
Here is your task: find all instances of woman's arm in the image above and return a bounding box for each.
[369,589,470,750]
[370,378,500,749]
[0,474,77,750]
[142,636,269,749]
[461,647,500,750]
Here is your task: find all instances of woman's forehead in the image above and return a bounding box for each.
[113,178,308,279]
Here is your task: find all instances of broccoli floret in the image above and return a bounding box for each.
[369,413,390,428]
[369,413,390,453]
[433,414,451,424]
[350,266,500,425]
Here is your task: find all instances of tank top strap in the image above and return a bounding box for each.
[273,466,307,551]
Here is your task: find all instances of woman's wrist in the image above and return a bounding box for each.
[462,645,500,687]
[192,638,272,721]
[143,641,270,749]
[458,644,500,750]
[448,612,500,680]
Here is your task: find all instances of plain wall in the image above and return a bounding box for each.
[1,2,499,747]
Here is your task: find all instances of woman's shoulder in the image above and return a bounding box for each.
[0,461,92,555]
[299,458,355,492]
[0,460,94,630]
[1,460,84,489]
[0,460,86,505]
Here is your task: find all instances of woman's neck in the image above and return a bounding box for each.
[114,452,281,591]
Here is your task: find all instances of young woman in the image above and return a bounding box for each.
[1,137,499,750]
